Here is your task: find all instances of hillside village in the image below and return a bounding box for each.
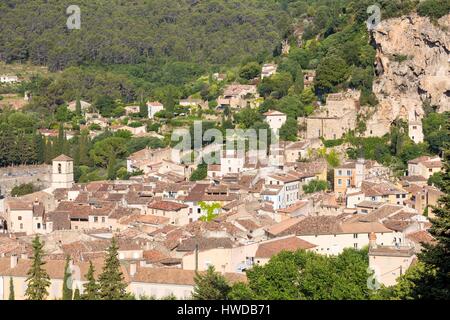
[0,67,445,298]
[0,1,448,301]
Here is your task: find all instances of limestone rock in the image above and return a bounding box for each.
[371,13,450,123]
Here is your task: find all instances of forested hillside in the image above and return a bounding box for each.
[0,0,290,70]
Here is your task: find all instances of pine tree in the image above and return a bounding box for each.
[82,261,99,300]
[25,235,51,300]
[73,288,81,300]
[62,255,73,300]
[98,237,129,300]
[9,277,14,300]
[410,142,450,299]
[192,265,231,300]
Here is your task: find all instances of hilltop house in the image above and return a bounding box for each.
[407,156,442,180]
[146,101,164,119]
[263,110,287,133]
[217,84,258,109]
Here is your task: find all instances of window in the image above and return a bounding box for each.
[346,179,351,187]
[20,223,23,230]
[347,170,351,176]
[338,179,342,186]
[58,163,62,174]
[102,217,106,223]
[18,216,22,221]
[37,223,41,229]
[354,243,358,249]
[94,217,98,223]
[338,170,342,176]
[353,234,358,239]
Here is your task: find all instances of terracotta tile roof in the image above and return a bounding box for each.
[46,211,71,230]
[177,236,234,252]
[6,200,32,211]
[120,214,169,225]
[357,204,404,222]
[142,249,169,263]
[383,220,414,232]
[53,154,73,161]
[368,246,415,257]
[235,219,261,231]
[277,200,309,214]
[255,236,316,258]
[148,200,188,211]
[406,230,436,245]
[263,110,286,116]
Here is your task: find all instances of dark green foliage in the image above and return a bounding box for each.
[73,289,81,300]
[258,72,293,99]
[11,183,37,197]
[322,138,344,148]
[279,118,298,142]
[229,248,372,300]
[82,262,99,300]
[9,277,14,300]
[239,62,261,80]
[62,255,73,300]
[25,235,51,300]
[193,266,231,300]
[428,172,444,189]
[0,0,289,71]
[417,0,450,19]
[314,55,349,95]
[234,108,263,129]
[302,180,328,193]
[422,112,450,154]
[98,237,129,300]
[190,163,207,181]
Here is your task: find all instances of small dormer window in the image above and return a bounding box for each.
[58,163,62,174]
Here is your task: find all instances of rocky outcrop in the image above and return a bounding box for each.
[371,13,449,125]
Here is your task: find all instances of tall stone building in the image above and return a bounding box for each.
[51,154,74,189]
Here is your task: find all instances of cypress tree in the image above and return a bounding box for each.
[62,255,73,300]
[25,235,51,300]
[73,288,81,300]
[9,277,14,300]
[82,261,99,300]
[75,97,82,116]
[139,100,147,118]
[98,237,129,300]
[107,152,117,181]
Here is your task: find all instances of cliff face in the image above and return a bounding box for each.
[371,13,449,123]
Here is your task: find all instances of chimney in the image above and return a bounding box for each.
[10,255,18,268]
[130,263,137,277]
[369,232,377,249]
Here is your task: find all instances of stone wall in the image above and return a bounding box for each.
[0,164,51,196]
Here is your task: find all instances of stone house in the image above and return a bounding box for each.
[407,156,442,179]
[300,90,360,140]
